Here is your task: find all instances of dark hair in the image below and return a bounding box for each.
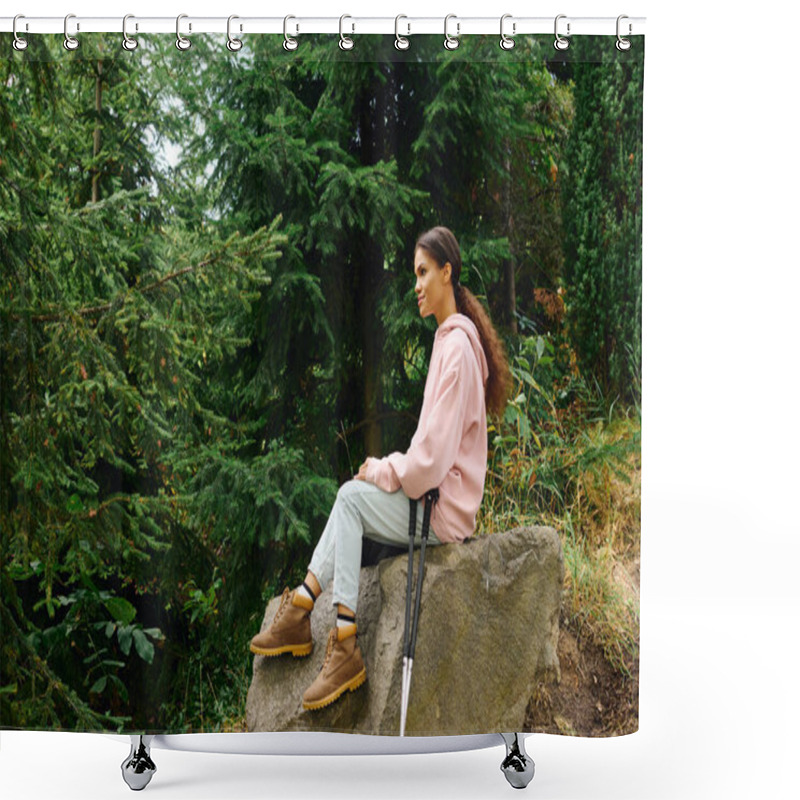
[414,226,512,419]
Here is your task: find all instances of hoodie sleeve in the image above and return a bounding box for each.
[365,340,468,499]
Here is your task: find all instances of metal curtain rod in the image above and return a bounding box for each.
[1,15,646,37]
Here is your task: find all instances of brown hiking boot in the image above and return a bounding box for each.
[302,625,366,710]
[250,587,314,657]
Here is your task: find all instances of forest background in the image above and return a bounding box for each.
[0,32,642,734]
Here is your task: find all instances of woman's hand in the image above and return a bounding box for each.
[355,459,370,481]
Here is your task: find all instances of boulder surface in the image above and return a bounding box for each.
[246,525,562,736]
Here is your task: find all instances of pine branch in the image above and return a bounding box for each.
[8,227,281,324]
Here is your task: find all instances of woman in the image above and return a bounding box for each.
[249,226,511,711]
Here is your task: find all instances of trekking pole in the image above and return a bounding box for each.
[400,496,417,737]
[400,487,439,737]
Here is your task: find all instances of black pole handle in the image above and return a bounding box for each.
[421,488,439,539]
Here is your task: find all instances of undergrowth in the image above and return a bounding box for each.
[478,330,640,680]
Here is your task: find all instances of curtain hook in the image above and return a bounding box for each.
[227,15,243,52]
[554,14,570,51]
[176,13,191,51]
[395,14,410,51]
[616,15,632,51]
[12,14,28,51]
[122,14,138,51]
[63,13,80,51]
[339,14,354,50]
[283,15,298,51]
[500,14,515,50]
[444,14,460,50]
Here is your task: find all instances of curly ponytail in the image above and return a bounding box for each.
[415,227,512,420]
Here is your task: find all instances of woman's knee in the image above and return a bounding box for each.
[336,478,367,504]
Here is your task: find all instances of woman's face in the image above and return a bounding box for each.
[414,247,452,321]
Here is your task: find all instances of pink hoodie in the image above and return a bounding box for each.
[365,313,489,543]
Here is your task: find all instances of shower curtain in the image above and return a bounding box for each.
[1,26,643,739]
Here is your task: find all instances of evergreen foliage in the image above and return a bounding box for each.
[562,51,644,400]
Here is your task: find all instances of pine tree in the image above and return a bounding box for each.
[1,36,291,729]
[562,43,644,400]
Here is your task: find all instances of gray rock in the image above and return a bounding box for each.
[246,526,562,736]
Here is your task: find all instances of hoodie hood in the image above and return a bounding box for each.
[435,313,490,385]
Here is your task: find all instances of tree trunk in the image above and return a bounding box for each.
[357,66,391,457]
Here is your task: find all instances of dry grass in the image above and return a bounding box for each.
[480,412,641,680]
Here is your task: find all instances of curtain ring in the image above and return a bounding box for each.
[227,15,243,52]
[339,14,354,50]
[63,13,80,51]
[122,14,138,51]
[444,14,460,50]
[554,14,570,51]
[395,14,410,51]
[176,13,191,51]
[283,15,298,51]
[616,15,632,51]
[500,14,515,50]
[12,14,28,51]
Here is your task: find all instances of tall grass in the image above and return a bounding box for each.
[478,331,640,678]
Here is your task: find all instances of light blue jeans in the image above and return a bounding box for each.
[308,479,441,613]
